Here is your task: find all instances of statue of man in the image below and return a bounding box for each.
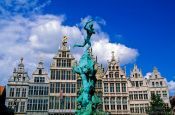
[73,19,95,51]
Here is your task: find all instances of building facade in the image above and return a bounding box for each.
[5,39,171,115]
[128,64,149,115]
[49,36,77,115]
[102,52,130,115]
[6,58,30,115]
[27,61,49,115]
[147,67,170,108]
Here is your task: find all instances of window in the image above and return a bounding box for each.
[104,83,108,93]
[49,96,54,109]
[134,92,138,100]
[115,72,119,78]
[130,108,134,113]
[67,59,71,67]
[61,70,65,80]
[43,99,48,110]
[110,83,114,92]
[38,99,42,110]
[152,82,154,87]
[14,102,19,112]
[131,81,135,86]
[71,97,76,109]
[156,82,159,87]
[162,91,167,97]
[57,59,61,67]
[139,91,143,100]
[62,52,66,57]
[40,77,45,83]
[122,83,126,92]
[122,97,127,105]
[77,80,82,88]
[160,81,163,86]
[22,88,26,97]
[62,59,66,67]
[66,83,70,93]
[136,81,139,87]
[32,99,37,110]
[97,80,102,88]
[104,97,109,110]
[116,83,120,92]
[156,91,161,97]
[61,83,65,93]
[110,97,115,110]
[140,81,143,86]
[51,70,55,80]
[71,84,76,93]
[144,92,148,99]
[50,83,55,93]
[151,91,155,97]
[135,73,138,78]
[56,70,60,80]
[135,104,139,113]
[39,69,42,75]
[34,77,39,83]
[129,93,133,100]
[28,86,33,96]
[65,97,70,109]
[55,83,60,93]
[16,88,20,97]
[72,72,76,80]
[20,102,26,112]
[44,87,48,95]
[67,70,71,80]
[123,105,127,110]
[109,72,113,78]
[10,88,14,97]
[8,101,13,109]
[116,97,121,105]
[140,104,144,113]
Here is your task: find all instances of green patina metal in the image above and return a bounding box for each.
[73,20,107,115]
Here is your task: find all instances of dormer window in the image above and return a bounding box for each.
[62,52,66,57]
[109,66,111,71]
[155,75,157,78]
[39,69,42,75]
[112,66,115,70]
[115,72,119,78]
[160,81,163,86]
[109,72,113,78]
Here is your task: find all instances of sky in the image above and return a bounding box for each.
[0,0,175,95]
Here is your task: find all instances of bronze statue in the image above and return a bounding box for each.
[73,19,95,51]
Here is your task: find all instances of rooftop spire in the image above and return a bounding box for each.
[111,51,115,61]
[20,57,23,63]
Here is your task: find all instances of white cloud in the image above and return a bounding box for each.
[144,72,152,79]
[165,78,175,95]
[92,38,138,66]
[0,2,139,85]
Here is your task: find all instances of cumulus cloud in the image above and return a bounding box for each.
[165,79,175,95]
[0,1,139,85]
[144,72,152,79]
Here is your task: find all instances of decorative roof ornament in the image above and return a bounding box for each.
[62,36,68,46]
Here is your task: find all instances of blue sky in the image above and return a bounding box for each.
[0,0,175,95]
[45,0,175,78]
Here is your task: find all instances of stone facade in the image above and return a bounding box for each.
[27,61,49,115]
[6,58,30,115]
[102,52,130,115]
[5,39,171,115]
[48,37,77,115]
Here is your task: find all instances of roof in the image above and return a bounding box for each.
[0,86,5,95]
